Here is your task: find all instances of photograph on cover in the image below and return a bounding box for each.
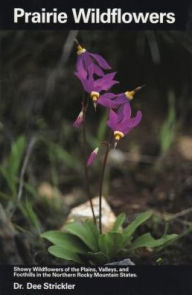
[0,30,192,265]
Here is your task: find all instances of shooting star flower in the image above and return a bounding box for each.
[107,103,142,147]
[76,44,112,78]
[98,86,144,109]
[75,64,118,109]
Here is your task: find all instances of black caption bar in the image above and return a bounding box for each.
[0,265,192,295]
[0,0,191,30]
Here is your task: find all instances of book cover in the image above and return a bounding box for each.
[0,1,191,294]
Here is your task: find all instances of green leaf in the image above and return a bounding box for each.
[128,233,178,251]
[98,232,124,259]
[65,220,99,252]
[41,231,88,254]
[0,136,26,194]
[84,219,99,240]
[20,200,41,232]
[48,245,82,263]
[112,213,126,232]
[86,251,108,265]
[8,136,26,177]
[24,183,38,198]
[124,211,152,237]
[122,211,152,246]
[159,91,176,153]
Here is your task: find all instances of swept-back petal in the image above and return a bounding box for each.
[128,110,142,128]
[83,52,93,69]
[121,110,142,134]
[94,72,119,92]
[90,53,111,70]
[113,94,128,107]
[92,64,105,77]
[98,93,117,108]
[85,64,95,92]
[117,103,132,123]
[75,71,90,93]
[107,109,118,130]
[76,56,87,80]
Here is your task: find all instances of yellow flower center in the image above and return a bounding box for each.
[124,90,135,100]
[90,91,100,102]
[125,85,144,100]
[114,131,124,141]
[77,45,86,55]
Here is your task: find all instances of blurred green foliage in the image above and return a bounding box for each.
[0,136,26,198]
[20,199,42,233]
[159,90,177,154]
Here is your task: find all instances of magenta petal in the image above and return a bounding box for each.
[76,49,112,89]
[114,94,127,105]
[118,103,132,122]
[107,102,142,136]
[83,52,93,69]
[98,93,127,108]
[111,93,128,108]
[98,95,118,108]
[76,63,96,93]
[87,147,99,166]
[87,63,95,77]
[75,72,90,92]
[98,96,113,108]
[90,53,111,70]
[98,80,119,92]
[84,78,93,93]
[94,72,119,91]
[86,67,95,92]
[128,110,142,128]
[107,109,118,130]
[76,56,87,80]
[121,110,142,134]
[75,71,82,81]
[93,64,105,77]
[101,93,117,100]
[98,93,117,108]
[100,71,116,81]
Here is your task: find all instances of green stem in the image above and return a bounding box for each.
[98,142,110,233]
[81,94,96,224]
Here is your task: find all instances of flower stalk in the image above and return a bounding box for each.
[81,94,97,224]
[73,40,143,231]
[98,141,111,233]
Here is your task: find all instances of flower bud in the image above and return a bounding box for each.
[87,147,99,166]
[73,111,84,128]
